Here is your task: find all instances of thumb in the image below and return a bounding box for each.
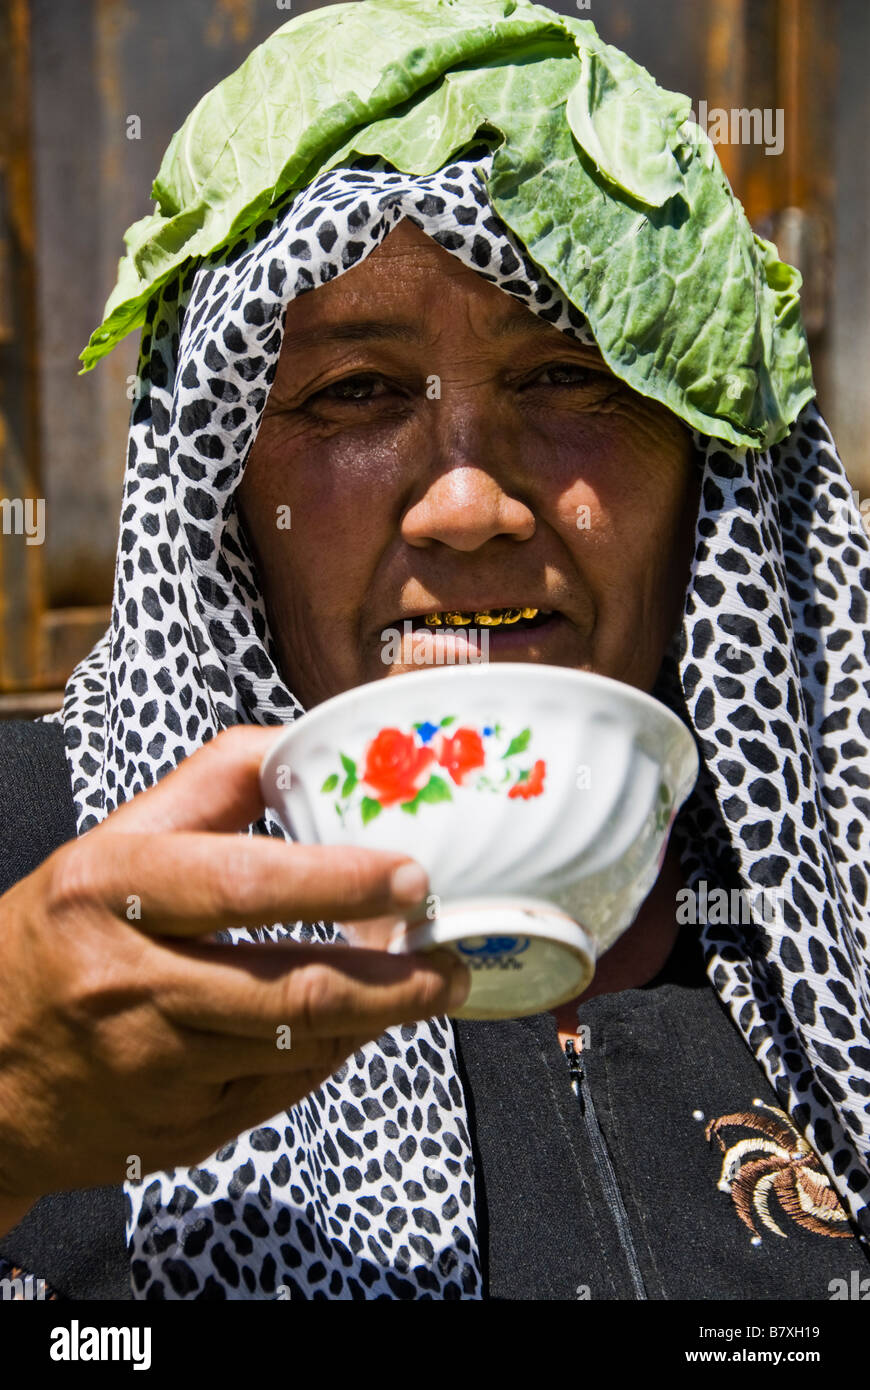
[99,725,287,836]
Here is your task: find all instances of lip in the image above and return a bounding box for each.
[381,613,573,666]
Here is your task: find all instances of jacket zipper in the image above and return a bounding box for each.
[563,1038,648,1300]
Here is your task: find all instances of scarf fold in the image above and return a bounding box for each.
[50,146,870,1297]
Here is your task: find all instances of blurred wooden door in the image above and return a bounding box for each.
[0,0,286,715]
[0,0,866,717]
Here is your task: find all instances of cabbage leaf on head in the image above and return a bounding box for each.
[81,0,814,450]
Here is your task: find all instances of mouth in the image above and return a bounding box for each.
[408,606,554,631]
[376,603,573,670]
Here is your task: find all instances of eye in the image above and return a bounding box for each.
[531,362,596,388]
[315,374,389,403]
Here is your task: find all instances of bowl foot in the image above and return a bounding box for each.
[390,897,595,1020]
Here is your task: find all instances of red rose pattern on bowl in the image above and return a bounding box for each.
[320,718,546,826]
[260,664,698,1018]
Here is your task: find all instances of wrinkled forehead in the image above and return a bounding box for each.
[271,215,614,392]
[158,150,598,478]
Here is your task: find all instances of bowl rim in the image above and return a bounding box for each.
[259,662,697,784]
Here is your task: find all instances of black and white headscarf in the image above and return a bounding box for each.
[48,147,870,1297]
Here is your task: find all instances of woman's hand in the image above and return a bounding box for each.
[0,726,469,1226]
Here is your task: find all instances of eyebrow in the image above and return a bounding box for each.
[493,313,565,337]
[280,311,570,353]
[281,319,418,352]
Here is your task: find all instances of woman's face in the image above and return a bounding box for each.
[238,219,699,709]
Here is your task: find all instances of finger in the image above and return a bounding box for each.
[89,832,429,935]
[97,725,286,836]
[334,912,410,951]
[180,1029,378,1084]
[151,938,469,1039]
[213,1060,395,1139]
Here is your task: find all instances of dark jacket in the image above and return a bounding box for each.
[1,719,867,1300]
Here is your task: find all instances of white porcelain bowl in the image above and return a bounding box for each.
[260,664,698,1018]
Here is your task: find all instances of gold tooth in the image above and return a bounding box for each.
[424,606,541,627]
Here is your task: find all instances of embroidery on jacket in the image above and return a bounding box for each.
[705,1101,852,1240]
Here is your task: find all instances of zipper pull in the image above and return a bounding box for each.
[563,1037,585,1114]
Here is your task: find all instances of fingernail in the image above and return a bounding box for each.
[390,861,429,906]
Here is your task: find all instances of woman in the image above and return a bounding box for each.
[1,0,868,1300]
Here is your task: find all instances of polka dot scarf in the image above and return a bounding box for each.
[49,147,870,1297]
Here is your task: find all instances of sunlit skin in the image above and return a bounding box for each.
[239,219,699,703]
[237,218,702,1023]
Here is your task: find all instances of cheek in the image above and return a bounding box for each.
[238,431,401,612]
[256,424,404,531]
[545,416,695,595]
[547,434,683,542]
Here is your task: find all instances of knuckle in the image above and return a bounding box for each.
[214,725,252,752]
[410,962,452,1017]
[60,954,147,1028]
[44,840,103,917]
[202,724,252,770]
[38,891,151,1025]
[167,725,250,796]
[291,961,344,1033]
[205,838,262,917]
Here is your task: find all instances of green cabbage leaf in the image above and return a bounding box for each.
[80,0,814,449]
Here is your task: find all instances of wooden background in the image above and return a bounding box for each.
[1,0,867,717]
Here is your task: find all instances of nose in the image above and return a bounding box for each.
[401,408,536,552]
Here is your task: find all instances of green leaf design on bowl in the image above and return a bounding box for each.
[502,727,531,758]
[400,772,453,815]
